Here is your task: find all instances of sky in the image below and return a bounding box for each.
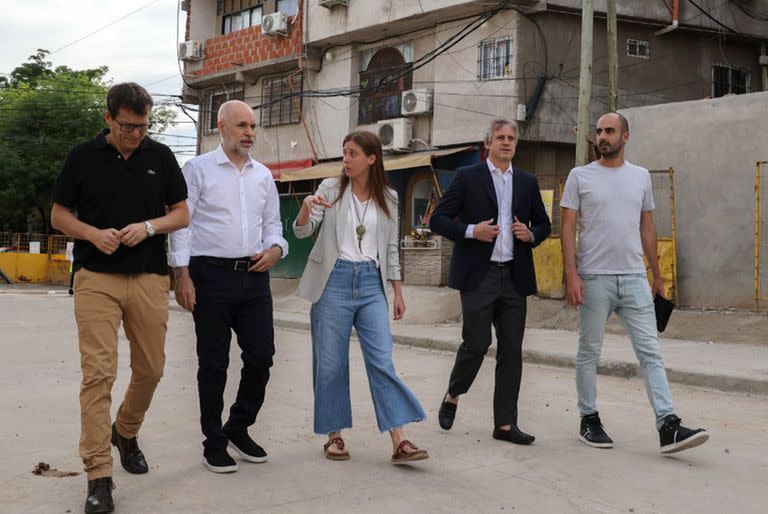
[1,0,197,162]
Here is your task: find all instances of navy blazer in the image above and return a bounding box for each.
[429,162,551,295]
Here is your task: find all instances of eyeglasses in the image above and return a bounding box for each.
[114,119,152,134]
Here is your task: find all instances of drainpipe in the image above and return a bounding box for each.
[655,0,679,37]
[761,43,768,92]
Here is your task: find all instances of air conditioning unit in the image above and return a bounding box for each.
[262,12,288,37]
[401,88,433,116]
[319,0,349,7]
[178,40,204,61]
[377,118,412,152]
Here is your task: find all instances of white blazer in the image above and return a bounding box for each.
[292,177,401,304]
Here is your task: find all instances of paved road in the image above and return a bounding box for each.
[1,295,766,513]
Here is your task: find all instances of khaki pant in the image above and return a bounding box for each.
[74,269,170,479]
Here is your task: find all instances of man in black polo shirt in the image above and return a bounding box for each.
[51,82,189,514]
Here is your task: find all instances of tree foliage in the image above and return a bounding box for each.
[0,50,178,233]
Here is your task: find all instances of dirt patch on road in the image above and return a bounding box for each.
[32,462,79,478]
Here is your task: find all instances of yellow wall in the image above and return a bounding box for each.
[0,254,71,285]
[533,236,564,298]
[533,236,678,302]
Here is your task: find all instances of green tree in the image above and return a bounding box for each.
[0,50,177,233]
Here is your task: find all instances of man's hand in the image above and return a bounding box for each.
[511,216,533,242]
[473,218,500,243]
[565,272,584,306]
[87,227,121,255]
[393,293,406,320]
[174,269,196,312]
[651,276,665,297]
[248,246,281,272]
[119,222,149,247]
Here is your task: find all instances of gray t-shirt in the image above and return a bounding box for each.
[560,160,654,274]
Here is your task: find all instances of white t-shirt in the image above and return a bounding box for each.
[338,193,379,264]
[560,160,654,275]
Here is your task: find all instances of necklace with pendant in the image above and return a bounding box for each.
[352,193,370,252]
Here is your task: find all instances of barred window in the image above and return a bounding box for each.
[712,64,750,97]
[358,47,412,125]
[626,39,650,59]
[478,37,513,80]
[206,87,245,134]
[261,74,303,127]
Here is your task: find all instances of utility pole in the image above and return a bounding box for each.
[575,0,594,167]
[607,0,618,112]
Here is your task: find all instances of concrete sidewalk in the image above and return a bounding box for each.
[269,310,768,396]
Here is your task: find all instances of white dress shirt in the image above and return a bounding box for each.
[338,194,379,264]
[168,145,288,267]
[464,158,514,262]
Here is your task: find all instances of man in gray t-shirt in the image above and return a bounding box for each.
[560,112,708,455]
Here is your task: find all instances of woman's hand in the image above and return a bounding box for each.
[393,292,406,320]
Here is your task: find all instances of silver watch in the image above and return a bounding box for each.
[528,229,535,243]
[144,221,156,237]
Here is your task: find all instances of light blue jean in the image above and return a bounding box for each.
[309,259,426,435]
[576,273,675,429]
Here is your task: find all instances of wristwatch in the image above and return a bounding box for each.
[528,229,535,243]
[144,221,156,237]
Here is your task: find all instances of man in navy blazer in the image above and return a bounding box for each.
[430,118,551,444]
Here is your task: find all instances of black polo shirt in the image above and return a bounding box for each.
[53,129,187,274]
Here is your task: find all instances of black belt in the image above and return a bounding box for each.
[191,256,252,271]
[492,260,513,267]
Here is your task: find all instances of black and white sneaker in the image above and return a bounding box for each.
[579,412,614,448]
[227,432,268,463]
[202,448,238,473]
[659,414,709,454]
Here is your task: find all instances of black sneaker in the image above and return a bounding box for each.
[202,448,238,473]
[111,423,148,474]
[659,414,709,454]
[579,412,614,448]
[227,431,268,463]
[84,477,114,514]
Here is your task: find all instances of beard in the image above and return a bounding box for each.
[597,142,622,158]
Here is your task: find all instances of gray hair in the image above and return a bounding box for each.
[217,99,252,123]
[484,118,517,145]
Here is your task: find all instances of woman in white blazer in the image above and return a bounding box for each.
[293,131,428,464]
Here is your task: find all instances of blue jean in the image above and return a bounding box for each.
[576,273,675,429]
[309,259,426,434]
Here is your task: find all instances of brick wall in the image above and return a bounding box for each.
[193,10,302,77]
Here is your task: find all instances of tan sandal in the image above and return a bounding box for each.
[391,440,429,464]
[323,437,350,461]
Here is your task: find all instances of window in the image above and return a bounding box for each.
[261,73,303,127]
[478,37,513,80]
[277,0,299,16]
[206,87,245,133]
[223,5,262,35]
[712,65,750,97]
[358,47,413,124]
[626,39,650,59]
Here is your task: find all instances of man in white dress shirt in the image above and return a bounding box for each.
[169,100,288,473]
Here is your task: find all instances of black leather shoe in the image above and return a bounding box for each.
[111,423,148,474]
[84,477,114,514]
[438,396,457,430]
[492,426,535,445]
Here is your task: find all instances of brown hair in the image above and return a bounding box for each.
[336,131,395,219]
[106,82,153,118]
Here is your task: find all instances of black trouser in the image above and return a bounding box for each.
[447,263,527,427]
[189,258,275,450]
